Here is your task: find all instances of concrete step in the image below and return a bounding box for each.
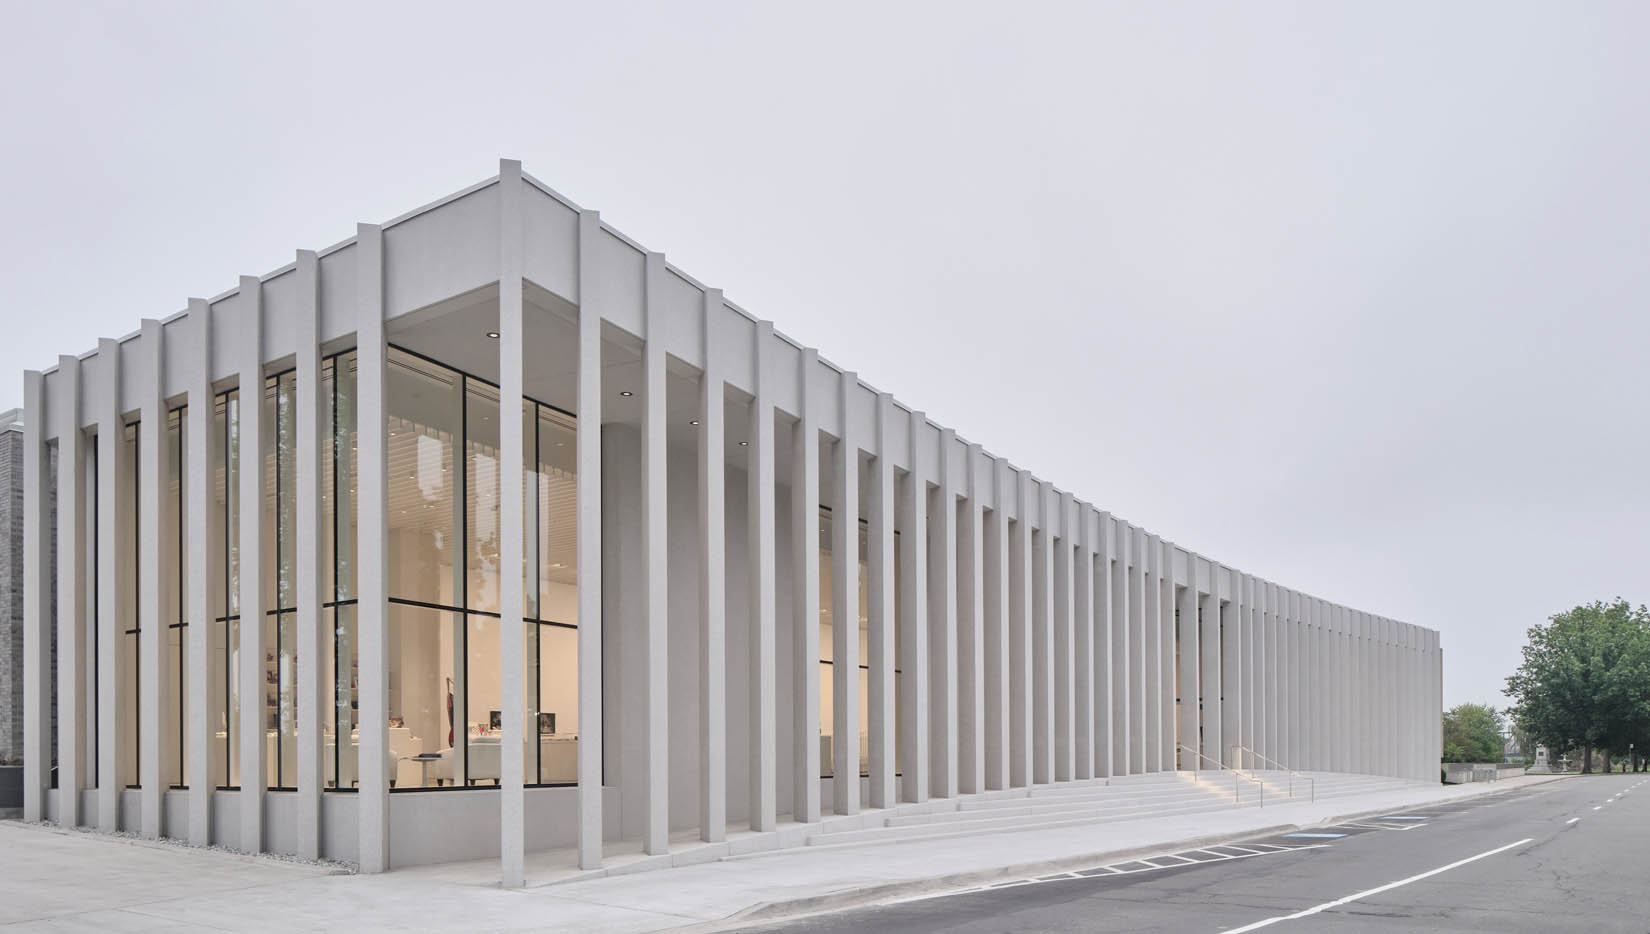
[807,796,1250,849]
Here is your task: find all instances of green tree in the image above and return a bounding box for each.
[1441,703,1503,763]
[1505,599,1650,773]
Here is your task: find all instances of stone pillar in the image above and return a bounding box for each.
[94,339,120,836]
[790,349,819,825]
[21,371,50,823]
[1157,539,1175,772]
[355,225,390,873]
[865,394,896,809]
[897,413,928,802]
[184,301,212,845]
[576,212,608,865]
[1175,556,1198,770]
[984,460,1012,790]
[1073,506,1094,781]
[959,444,986,795]
[697,290,728,841]
[745,321,777,832]
[1031,480,1052,785]
[294,251,324,860]
[831,372,860,815]
[1198,567,1222,767]
[1140,533,1161,773]
[137,321,164,839]
[1128,528,1146,773]
[1110,524,1129,774]
[930,429,957,799]
[1053,491,1074,782]
[1007,469,1030,788]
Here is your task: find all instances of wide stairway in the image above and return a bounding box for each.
[804,770,1420,849]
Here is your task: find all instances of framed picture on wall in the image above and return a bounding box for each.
[488,710,502,731]
[538,712,556,735]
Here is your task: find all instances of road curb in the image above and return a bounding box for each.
[683,823,1300,932]
[686,777,1570,931]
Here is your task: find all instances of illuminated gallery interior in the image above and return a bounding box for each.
[19,161,1443,885]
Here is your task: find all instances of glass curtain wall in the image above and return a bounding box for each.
[383,347,578,790]
[163,408,187,787]
[210,390,240,788]
[118,421,139,789]
[819,509,902,779]
[324,352,359,789]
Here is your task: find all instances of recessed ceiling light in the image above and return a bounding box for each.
[486,331,500,339]
[619,390,634,397]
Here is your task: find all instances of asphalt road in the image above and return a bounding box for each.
[733,774,1650,933]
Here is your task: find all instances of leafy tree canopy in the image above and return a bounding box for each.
[1504,599,1650,766]
[1442,703,1503,763]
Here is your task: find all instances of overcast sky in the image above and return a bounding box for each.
[3,2,1646,711]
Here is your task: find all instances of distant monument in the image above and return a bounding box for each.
[1528,745,1555,774]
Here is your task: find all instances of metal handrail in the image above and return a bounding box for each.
[1230,744,1316,803]
[1177,743,1265,806]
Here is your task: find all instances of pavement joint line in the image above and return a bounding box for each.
[1220,837,1536,934]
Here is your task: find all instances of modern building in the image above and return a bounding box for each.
[17,161,1443,885]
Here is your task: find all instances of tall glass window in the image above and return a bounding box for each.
[325,352,360,789]
[381,347,578,790]
[260,371,298,789]
[163,408,187,787]
[819,509,900,779]
[211,390,241,788]
[118,421,140,789]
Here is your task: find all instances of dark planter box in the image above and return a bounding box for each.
[0,765,21,809]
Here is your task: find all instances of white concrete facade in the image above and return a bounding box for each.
[19,161,1442,882]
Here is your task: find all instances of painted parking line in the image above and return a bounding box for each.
[889,842,1325,905]
[1222,838,1534,933]
[1566,818,1580,824]
[1282,833,1346,839]
[1379,816,1428,821]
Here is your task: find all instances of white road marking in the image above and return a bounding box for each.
[1282,833,1346,839]
[1566,818,1580,824]
[1593,806,1602,811]
[1220,838,1533,933]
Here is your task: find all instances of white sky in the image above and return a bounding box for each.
[3,1,1646,711]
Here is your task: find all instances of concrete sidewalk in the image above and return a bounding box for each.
[0,775,1566,933]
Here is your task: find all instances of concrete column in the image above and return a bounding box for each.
[959,444,986,795]
[697,290,728,841]
[1157,539,1175,772]
[137,321,165,840]
[1110,525,1129,774]
[22,370,49,822]
[928,430,958,800]
[984,461,1011,790]
[499,165,531,882]
[1031,480,1053,785]
[94,339,120,835]
[235,277,266,851]
[1313,597,1328,771]
[747,321,778,832]
[1198,567,1222,768]
[1220,573,1241,768]
[52,357,86,828]
[1241,576,1258,769]
[791,350,819,825]
[1006,469,1030,788]
[866,394,896,809]
[1140,532,1161,773]
[355,224,390,873]
[831,372,860,815]
[294,252,324,859]
[898,413,928,802]
[576,211,608,864]
[1128,528,1146,773]
[1175,558,1198,770]
[184,301,211,844]
[1094,515,1113,778]
[1073,507,1094,781]
[1053,491,1074,783]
